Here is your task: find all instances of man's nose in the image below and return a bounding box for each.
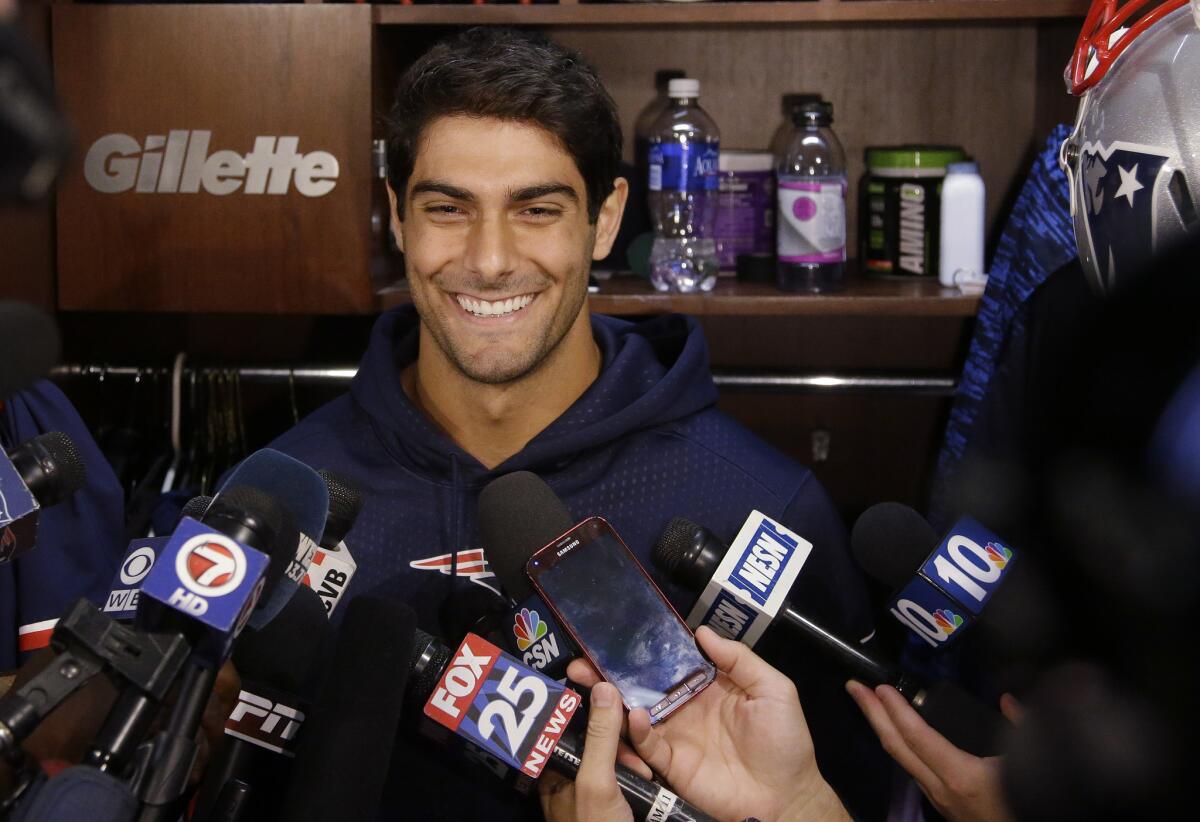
[463,211,517,282]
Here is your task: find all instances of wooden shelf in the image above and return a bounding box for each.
[377,274,981,317]
[373,1,1090,27]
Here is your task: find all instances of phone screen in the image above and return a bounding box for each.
[528,518,714,722]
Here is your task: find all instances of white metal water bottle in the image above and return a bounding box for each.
[647,78,720,293]
[939,162,986,288]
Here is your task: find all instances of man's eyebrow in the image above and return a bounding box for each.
[509,183,579,203]
[410,181,476,201]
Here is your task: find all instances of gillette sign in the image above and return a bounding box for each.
[83,130,339,197]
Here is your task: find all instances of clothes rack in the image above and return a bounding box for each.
[50,364,956,396]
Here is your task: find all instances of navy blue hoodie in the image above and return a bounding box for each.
[269,306,888,819]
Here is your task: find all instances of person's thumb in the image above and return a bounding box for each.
[574,683,631,821]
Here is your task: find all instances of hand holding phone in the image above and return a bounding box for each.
[564,627,854,822]
[526,517,714,724]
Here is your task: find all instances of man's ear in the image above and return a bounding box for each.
[591,177,629,261]
[386,181,405,254]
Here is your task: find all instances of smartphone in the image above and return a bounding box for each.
[526,516,715,723]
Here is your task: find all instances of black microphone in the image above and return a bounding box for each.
[130,483,305,822]
[850,502,1052,659]
[191,585,331,822]
[0,302,60,395]
[405,629,716,822]
[656,516,1006,756]
[279,596,417,822]
[478,471,580,678]
[315,469,361,550]
[301,470,362,615]
[1,431,87,563]
[103,495,213,621]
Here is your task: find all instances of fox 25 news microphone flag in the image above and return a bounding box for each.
[424,633,581,780]
[888,516,1017,649]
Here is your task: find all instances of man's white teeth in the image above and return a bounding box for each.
[456,293,535,317]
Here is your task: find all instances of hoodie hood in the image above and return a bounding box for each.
[349,305,718,482]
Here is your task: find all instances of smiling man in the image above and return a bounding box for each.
[268,27,887,821]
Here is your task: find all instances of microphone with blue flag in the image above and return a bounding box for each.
[0,432,86,564]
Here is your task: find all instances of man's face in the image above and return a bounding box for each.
[391,115,624,385]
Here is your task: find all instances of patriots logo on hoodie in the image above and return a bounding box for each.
[410,548,501,595]
[1078,141,1172,290]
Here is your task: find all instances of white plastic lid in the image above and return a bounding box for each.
[668,78,700,98]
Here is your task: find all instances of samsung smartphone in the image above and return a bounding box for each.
[526,516,715,723]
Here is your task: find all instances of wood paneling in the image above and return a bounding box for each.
[555,22,1038,254]
[52,6,374,314]
[0,202,55,310]
[374,1,1090,26]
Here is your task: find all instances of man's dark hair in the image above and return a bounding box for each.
[385,27,622,223]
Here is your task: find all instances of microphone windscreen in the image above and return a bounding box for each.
[405,629,452,713]
[13,431,87,506]
[204,484,298,597]
[850,502,937,589]
[179,494,213,523]
[281,596,417,822]
[653,516,701,576]
[233,585,330,694]
[478,471,574,602]
[317,468,363,547]
[0,301,60,398]
[220,449,329,546]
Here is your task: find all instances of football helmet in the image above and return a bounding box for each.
[1060,0,1200,293]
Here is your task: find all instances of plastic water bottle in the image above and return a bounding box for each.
[776,100,847,292]
[769,92,823,166]
[635,69,686,192]
[647,78,720,292]
[938,161,987,288]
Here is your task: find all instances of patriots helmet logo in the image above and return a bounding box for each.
[1077,141,1173,291]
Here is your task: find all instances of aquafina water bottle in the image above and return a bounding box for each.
[647,78,720,292]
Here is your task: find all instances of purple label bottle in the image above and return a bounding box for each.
[776,100,846,292]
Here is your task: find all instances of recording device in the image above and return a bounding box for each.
[300,469,361,615]
[280,596,417,822]
[850,502,1031,651]
[0,431,86,564]
[191,585,330,822]
[217,448,330,628]
[655,514,1007,756]
[0,302,60,397]
[103,495,211,620]
[478,471,579,678]
[528,517,715,723]
[406,628,717,822]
